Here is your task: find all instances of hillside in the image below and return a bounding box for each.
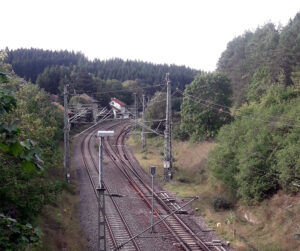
[134,12,300,250]
[128,137,299,250]
[1,10,300,251]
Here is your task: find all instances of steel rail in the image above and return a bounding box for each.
[87,128,141,251]
[103,124,213,250]
[79,121,141,250]
[117,126,226,251]
[119,127,216,250]
[80,127,118,249]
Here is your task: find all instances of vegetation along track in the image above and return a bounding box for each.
[80,121,141,251]
[103,122,228,251]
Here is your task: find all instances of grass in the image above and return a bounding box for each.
[127,134,300,251]
[39,185,86,251]
[39,145,87,250]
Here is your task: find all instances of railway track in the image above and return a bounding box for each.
[80,122,141,251]
[102,122,228,251]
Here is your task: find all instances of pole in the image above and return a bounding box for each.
[134,93,137,130]
[164,73,172,181]
[141,94,146,150]
[99,137,103,188]
[93,102,98,124]
[151,174,154,232]
[98,136,106,251]
[64,83,70,183]
[149,166,156,233]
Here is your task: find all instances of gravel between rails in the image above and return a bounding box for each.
[73,121,234,251]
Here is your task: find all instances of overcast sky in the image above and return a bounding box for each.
[1,0,299,71]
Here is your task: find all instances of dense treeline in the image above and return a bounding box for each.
[170,12,300,204]
[84,58,197,90]
[0,56,64,249]
[218,13,300,106]
[5,48,198,99]
[207,12,300,203]
[208,84,300,202]
[5,48,85,83]
[36,65,134,107]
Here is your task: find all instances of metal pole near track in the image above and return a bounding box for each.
[149,166,156,233]
[141,94,146,150]
[97,130,114,251]
[164,73,172,181]
[64,83,70,183]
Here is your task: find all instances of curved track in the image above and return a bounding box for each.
[78,120,229,250]
[103,122,228,251]
[80,122,141,251]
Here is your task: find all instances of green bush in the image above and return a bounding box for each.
[180,72,232,141]
[208,85,300,203]
[0,63,64,248]
[212,196,232,211]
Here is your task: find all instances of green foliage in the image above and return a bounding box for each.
[173,123,189,141]
[180,73,232,141]
[208,85,300,203]
[5,48,85,82]
[0,214,42,250]
[36,65,71,94]
[105,79,133,105]
[0,63,64,248]
[247,66,274,102]
[278,13,300,85]
[6,48,198,98]
[212,196,232,211]
[0,72,9,83]
[145,91,166,132]
[0,86,16,115]
[217,14,300,105]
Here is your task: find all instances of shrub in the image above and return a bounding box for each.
[212,196,232,211]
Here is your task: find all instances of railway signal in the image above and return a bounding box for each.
[97,130,114,251]
[149,166,156,233]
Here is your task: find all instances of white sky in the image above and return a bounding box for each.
[1,0,299,71]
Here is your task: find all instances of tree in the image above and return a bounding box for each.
[208,84,300,203]
[278,12,300,85]
[105,79,133,105]
[218,23,280,106]
[0,60,64,248]
[180,73,232,141]
[36,65,71,94]
[145,91,166,132]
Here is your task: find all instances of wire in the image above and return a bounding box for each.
[70,84,165,96]
[177,89,300,128]
[177,87,299,123]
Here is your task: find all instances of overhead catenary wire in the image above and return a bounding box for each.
[176,87,299,124]
[176,88,300,128]
[70,84,165,96]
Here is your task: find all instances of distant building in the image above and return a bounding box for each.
[109,98,129,119]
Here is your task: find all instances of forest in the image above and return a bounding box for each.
[4,48,197,107]
[174,14,300,203]
[0,11,299,250]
